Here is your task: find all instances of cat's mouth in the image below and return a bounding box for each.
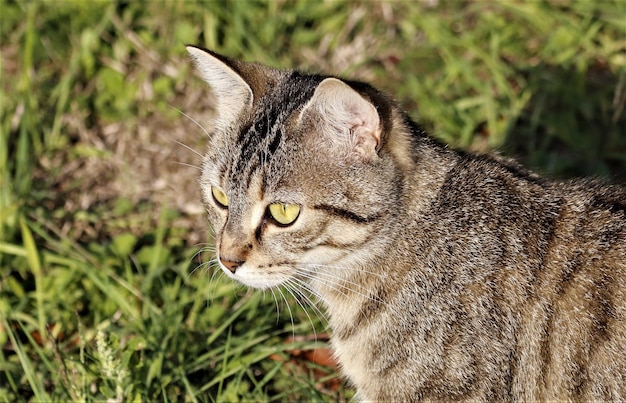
[218,259,295,290]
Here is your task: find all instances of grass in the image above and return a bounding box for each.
[1,0,625,401]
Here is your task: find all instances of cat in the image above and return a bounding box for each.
[186,45,626,401]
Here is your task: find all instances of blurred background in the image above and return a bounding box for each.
[1,0,625,401]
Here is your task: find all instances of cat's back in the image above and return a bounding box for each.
[432,155,626,400]
[418,152,626,270]
[516,178,626,400]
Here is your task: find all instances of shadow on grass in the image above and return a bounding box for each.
[505,62,626,183]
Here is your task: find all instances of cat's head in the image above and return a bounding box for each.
[187,46,414,290]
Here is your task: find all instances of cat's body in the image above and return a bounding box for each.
[187,46,626,401]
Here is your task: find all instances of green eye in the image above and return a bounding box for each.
[211,186,229,208]
[268,203,301,226]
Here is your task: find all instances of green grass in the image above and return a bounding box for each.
[1,0,625,401]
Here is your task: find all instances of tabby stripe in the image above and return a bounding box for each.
[533,200,563,290]
[335,285,388,340]
[232,109,283,186]
[591,272,615,344]
[314,204,382,224]
[267,127,282,155]
[540,303,554,391]
[555,252,584,298]
[590,196,626,216]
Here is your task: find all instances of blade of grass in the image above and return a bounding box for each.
[251,359,284,394]
[77,262,142,322]
[14,2,41,196]
[178,367,200,403]
[48,3,116,148]
[215,325,232,401]
[19,217,45,338]
[140,209,169,296]
[2,317,48,401]
[0,242,27,257]
[27,215,162,319]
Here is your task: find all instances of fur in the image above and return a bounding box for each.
[187,46,626,401]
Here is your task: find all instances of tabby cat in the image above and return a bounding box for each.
[186,45,626,401]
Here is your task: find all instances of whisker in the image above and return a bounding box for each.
[291,270,390,331]
[171,161,203,171]
[276,286,296,339]
[283,280,319,343]
[295,267,385,305]
[190,260,209,276]
[286,279,328,339]
[301,262,386,279]
[190,244,215,260]
[169,138,205,159]
[270,288,281,324]
[189,248,215,276]
[299,262,387,292]
[289,278,328,319]
[206,260,224,301]
[169,105,211,138]
[190,245,214,264]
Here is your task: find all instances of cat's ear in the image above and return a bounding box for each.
[186,46,253,131]
[300,78,382,160]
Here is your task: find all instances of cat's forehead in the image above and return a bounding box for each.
[216,74,323,188]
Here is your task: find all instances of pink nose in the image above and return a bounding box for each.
[220,258,243,273]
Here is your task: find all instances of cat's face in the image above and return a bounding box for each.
[188,47,400,290]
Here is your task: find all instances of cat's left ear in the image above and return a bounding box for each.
[299,78,382,160]
[186,46,254,132]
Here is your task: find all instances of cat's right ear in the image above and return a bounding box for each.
[186,46,253,131]
[299,78,382,161]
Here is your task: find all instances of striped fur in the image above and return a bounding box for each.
[188,46,626,401]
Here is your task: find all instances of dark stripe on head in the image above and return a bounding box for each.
[314,204,382,224]
[268,127,282,155]
[228,72,324,188]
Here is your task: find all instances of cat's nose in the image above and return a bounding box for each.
[220,257,243,273]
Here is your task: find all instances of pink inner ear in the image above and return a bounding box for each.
[301,78,382,159]
[350,118,381,158]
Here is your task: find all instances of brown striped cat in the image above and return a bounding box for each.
[186,46,626,401]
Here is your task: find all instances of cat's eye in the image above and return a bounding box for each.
[211,186,229,208]
[268,203,301,226]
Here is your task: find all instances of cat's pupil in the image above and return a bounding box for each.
[268,203,300,226]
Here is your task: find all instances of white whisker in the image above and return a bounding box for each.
[294,266,387,309]
[171,161,203,171]
[269,288,281,323]
[170,138,205,159]
[169,105,211,138]
[283,280,319,343]
[276,286,296,339]
[204,259,224,302]
[301,262,385,279]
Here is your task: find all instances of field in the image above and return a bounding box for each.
[1,0,625,401]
